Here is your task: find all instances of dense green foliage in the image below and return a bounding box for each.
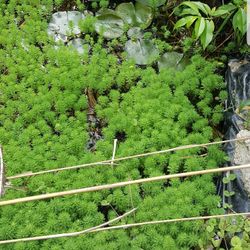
[0,0,248,249]
[174,0,246,49]
[202,215,250,249]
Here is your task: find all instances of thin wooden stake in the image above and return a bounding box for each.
[0,211,249,245]
[0,146,5,197]
[0,208,137,244]
[1,163,250,207]
[89,212,250,233]
[111,139,118,167]
[6,136,250,180]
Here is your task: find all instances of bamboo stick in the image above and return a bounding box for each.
[0,208,137,244]
[1,163,250,207]
[0,146,4,197]
[90,212,250,232]
[111,139,118,167]
[0,211,249,244]
[6,136,250,180]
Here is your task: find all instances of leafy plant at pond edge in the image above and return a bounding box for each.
[174,1,247,49]
[199,216,250,249]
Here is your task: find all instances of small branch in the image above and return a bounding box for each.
[6,137,250,180]
[0,208,137,244]
[1,210,250,245]
[0,146,5,197]
[180,153,208,160]
[90,213,250,233]
[1,163,250,206]
[111,139,118,167]
[212,32,234,53]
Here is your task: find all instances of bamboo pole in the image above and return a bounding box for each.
[6,136,250,180]
[1,163,250,207]
[111,139,118,167]
[0,208,137,244]
[0,211,249,244]
[0,146,5,197]
[90,212,250,232]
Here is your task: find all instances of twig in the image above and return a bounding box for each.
[1,163,250,206]
[180,153,207,160]
[0,211,249,245]
[111,139,118,167]
[212,32,234,53]
[0,146,5,197]
[224,237,229,250]
[90,212,250,233]
[0,208,137,244]
[6,137,250,180]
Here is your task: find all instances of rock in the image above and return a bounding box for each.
[234,130,250,193]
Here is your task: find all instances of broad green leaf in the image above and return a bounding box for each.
[229,173,236,181]
[224,190,235,197]
[127,27,144,38]
[136,0,166,8]
[231,236,242,247]
[222,176,230,184]
[186,16,198,28]
[244,221,250,233]
[206,225,214,233]
[179,8,201,17]
[125,39,159,65]
[115,2,153,28]
[202,2,212,15]
[212,238,221,247]
[212,3,237,17]
[194,17,205,39]
[233,8,247,35]
[115,3,137,25]
[174,18,188,29]
[218,231,225,238]
[135,2,153,28]
[200,20,214,49]
[95,10,125,39]
[180,2,201,15]
[158,52,188,71]
[174,16,197,29]
[191,1,211,15]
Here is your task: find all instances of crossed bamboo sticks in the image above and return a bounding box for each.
[0,137,250,244]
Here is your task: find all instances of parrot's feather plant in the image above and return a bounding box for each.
[0,1,234,249]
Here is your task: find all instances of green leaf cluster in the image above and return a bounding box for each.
[174,1,247,49]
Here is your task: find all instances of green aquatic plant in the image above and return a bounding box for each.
[0,1,231,250]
